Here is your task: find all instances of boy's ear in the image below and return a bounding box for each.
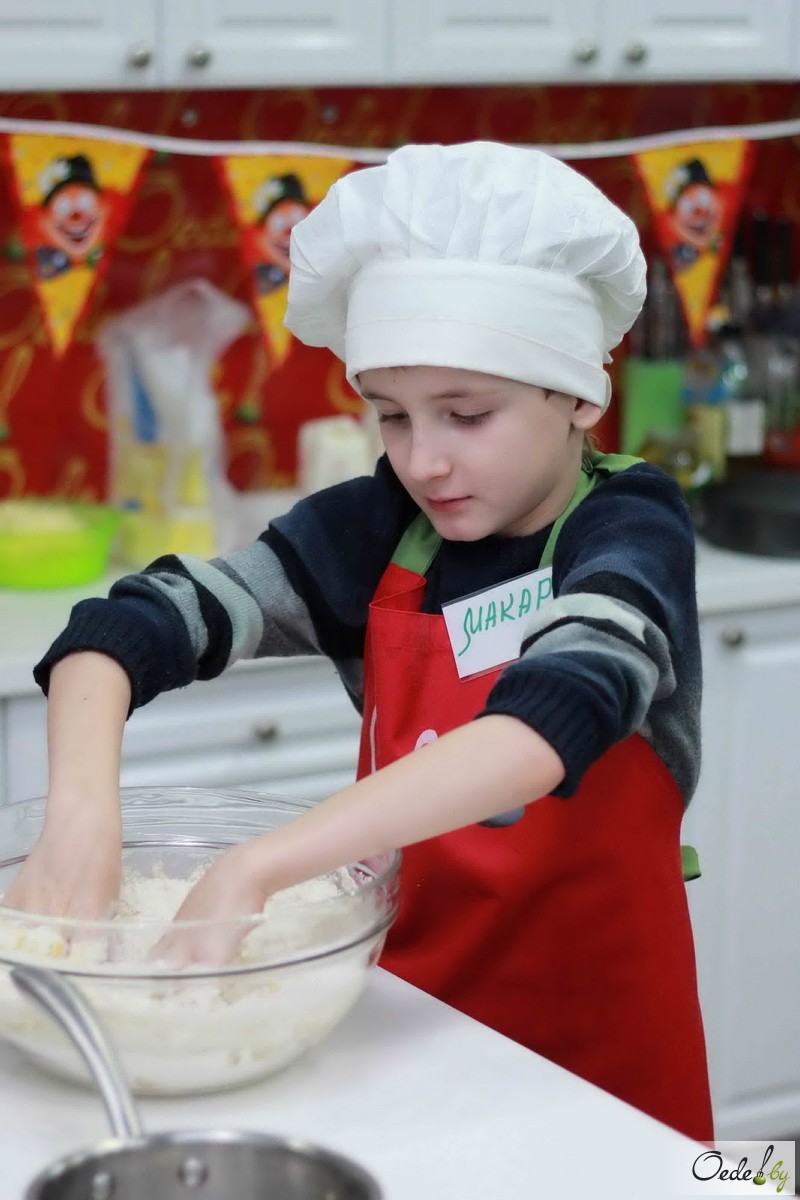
[571,397,604,431]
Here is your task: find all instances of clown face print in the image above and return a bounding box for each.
[251,173,311,295]
[35,154,108,279]
[44,183,106,257]
[259,197,309,274]
[664,157,723,273]
[672,182,722,252]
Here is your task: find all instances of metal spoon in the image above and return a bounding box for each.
[10,964,141,1139]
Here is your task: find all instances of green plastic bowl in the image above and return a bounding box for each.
[0,501,121,589]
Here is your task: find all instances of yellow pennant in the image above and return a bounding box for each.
[633,139,754,347]
[218,153,353,369]
[5,134,149,355]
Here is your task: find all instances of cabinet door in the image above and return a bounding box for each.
[163,0,389,87]
[683,607,800,1139]
[0,0,161,90]
[391,0,603,83]
[605,0,795,81]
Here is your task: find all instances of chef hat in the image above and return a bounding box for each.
[284,141,647,410]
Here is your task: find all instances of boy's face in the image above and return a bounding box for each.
[360,365,601,541]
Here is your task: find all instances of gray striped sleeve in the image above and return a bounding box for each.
[141,539,322,670]
[519,591,677,720]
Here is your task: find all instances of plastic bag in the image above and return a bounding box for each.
[98,279,249,566]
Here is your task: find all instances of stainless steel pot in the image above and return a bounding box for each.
[12,966,382,1200]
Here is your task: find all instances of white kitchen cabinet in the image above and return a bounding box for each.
[682,604,800,1139]
[389,0,604,85]
[2,656,361,807]
[391,0,797,83]
[162,0,389,87]
[0,0,161,90]
[0,0,797,90]
[605,0,797,82]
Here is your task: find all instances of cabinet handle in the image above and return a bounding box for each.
[573,39,599,64]
[127,44,153,69]
[624,41,648,64]
[187,44,213,69]
[253,720,280,743]
[721,627,746,648]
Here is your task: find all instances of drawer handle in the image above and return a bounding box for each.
[127,44,153,69]
[253,720,280,743]
[624,40,648,64]
[187,44,213,68]
[573,39,599,64]
[721,627,745,648]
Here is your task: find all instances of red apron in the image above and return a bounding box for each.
[357,458,713,1143]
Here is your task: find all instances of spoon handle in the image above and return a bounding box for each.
[10,964,142,1139]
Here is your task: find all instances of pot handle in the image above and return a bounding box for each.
[11,965,143,1140]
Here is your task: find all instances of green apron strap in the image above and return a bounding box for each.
[391,511,443,576]
[681,845,701,882]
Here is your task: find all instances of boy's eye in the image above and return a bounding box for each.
[377,412,407,424]
[452,411,490,426]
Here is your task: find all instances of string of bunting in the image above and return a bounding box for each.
[1,113,797,360]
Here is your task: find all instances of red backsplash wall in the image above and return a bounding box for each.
[1,83,799,500]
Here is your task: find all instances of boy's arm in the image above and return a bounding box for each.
[2,652,129,917]
[163,714,563,965]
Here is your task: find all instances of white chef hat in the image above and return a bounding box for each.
[284,141,647,410]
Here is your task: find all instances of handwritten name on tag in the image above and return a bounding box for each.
[442,567,554,679]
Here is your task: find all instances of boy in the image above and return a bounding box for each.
[7,142,712,1141]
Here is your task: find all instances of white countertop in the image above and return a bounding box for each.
[694,538,800,615]
[0,968,707,1200]
[2,538,800,699]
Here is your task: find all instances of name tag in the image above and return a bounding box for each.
[442,567,554,679]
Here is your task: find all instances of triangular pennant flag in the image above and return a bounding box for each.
[217,153,353,370]
[633,139,754,348]
[4,134,149,356]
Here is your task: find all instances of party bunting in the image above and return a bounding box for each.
[4,134,149,355]
[633,139,754,348]
[217,153,354,369]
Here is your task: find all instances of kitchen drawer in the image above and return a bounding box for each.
[119,730,359,792]
[121,658,360,759]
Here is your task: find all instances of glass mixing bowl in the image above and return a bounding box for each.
[0,787,400,1096]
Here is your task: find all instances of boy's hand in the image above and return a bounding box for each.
[153,843,270,968]
[2,807,122,922]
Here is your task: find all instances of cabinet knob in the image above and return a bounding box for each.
[573,39,599,64]
[721,627,746,648]
[127,44,153,69]
[624,40,648,64]
[187,44,213,69]
[253,720,279,743]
